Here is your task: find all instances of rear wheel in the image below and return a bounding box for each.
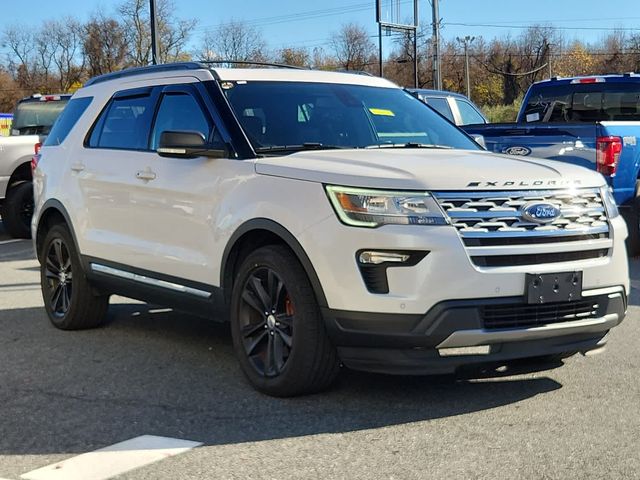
[2,181,33,239]
[40,224,109,330]
[230,245,340,396]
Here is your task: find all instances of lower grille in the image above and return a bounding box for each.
[472,249,608,267]
[482,299,599,330]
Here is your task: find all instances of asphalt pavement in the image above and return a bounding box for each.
[0,222,638,480]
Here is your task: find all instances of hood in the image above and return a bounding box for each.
[255,148,605,191]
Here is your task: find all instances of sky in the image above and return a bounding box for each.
[1,0,640,56]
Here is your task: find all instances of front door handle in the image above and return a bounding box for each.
[71,163,85,172]
[135,169,157,181]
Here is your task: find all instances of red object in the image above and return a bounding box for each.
[596,136,622,176]
[31,142,42,172]
[570,77,605,84]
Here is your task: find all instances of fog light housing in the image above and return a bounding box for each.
[356,249,429,294]
[359,251,411,265]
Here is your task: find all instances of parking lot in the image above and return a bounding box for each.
[0,221,638,480]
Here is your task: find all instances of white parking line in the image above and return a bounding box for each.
[0,239,25,245]
[20,435,202,480]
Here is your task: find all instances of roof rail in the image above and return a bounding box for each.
[84,62,204,87]
[197,60,307,70]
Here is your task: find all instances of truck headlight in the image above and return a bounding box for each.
[600,186,619,219]
[326,185,448,227]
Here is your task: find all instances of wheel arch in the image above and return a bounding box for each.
[221,219,328,308]
[8,161,32,189]
[35,200,80,262]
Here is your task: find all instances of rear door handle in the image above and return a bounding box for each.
[71,163,85,172]
[135,170,157,181]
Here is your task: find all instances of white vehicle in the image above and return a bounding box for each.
[32,63,629,396]
[0,94,70,238]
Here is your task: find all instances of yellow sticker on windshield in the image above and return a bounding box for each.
[369,108,395,117]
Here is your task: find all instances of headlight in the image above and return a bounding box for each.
[601,186,619,218]
[325,185,448,227]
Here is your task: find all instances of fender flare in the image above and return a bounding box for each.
[221,218,328,307]
[35,200,81,260]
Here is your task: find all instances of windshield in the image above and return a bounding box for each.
[522,82,640,123]
[11,99,69,135]
[222,81,479,153]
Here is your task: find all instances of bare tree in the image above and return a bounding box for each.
[198,20,266,63]
[118,0,196,65]
[83,13,128,77]
[3,26,37,89]
[50,18,85,91]
[330,23,376,71]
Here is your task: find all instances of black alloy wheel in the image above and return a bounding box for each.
[40,224,109,330]
[43,238,73,318]
[239,267,294,377]
[230,245,340,396]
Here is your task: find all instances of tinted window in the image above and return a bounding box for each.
[12,99,69,136]
[423,97,454,122]
[44,97,92,146]
[151,93,211,150]
[522,82,640,122]
[456,99,486,125]
[224,82,478,152]
[89,93,155,150]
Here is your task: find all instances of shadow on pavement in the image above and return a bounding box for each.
[0,303,562,455]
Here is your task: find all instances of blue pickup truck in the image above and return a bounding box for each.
[462,74,640,254]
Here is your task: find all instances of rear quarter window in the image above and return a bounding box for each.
[43,97,93,146]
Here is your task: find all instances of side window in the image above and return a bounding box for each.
[424,97,454,122]
[88,92,154,150]
[151,92,211,150]
[456,99,486,125]
[44,97,92,146]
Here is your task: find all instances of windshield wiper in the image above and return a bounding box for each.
[255,143,351,154]
[366,142,454,149]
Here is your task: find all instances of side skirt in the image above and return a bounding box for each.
[82,256,228,321]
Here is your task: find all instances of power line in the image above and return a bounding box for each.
[445,22,640,32]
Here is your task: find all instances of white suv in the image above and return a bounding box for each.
[33,63,629,396]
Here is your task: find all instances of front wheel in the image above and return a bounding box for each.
[230,245,340,397]
[40,224,109,330]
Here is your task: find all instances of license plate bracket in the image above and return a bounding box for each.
[525,272,582,304]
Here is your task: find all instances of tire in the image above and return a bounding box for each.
[40,224,109,330]
[623,180,640,257]
[2,181,33,239]
[230,245,340,397]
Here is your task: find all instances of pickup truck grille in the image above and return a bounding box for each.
[433,189,611,267]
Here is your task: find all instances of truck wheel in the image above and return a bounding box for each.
[230,245,340,397]
[624,181,640,256]
[40,224,109,330]
[2,181,33,239]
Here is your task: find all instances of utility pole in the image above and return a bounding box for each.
[431,0,441,89]
[150,0,160,65]
[456,35,475,99]
[547,43,553,78]
[413,0,418,88]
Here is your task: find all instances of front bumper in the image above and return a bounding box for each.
[322,286,626,375]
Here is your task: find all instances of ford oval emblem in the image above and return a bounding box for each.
[521,202,561,224]
[503,146,532,156]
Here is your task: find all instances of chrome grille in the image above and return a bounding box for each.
[433,188,612,267]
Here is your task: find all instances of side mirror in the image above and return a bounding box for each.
[157,130,227,159]
[471,134,486,149]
